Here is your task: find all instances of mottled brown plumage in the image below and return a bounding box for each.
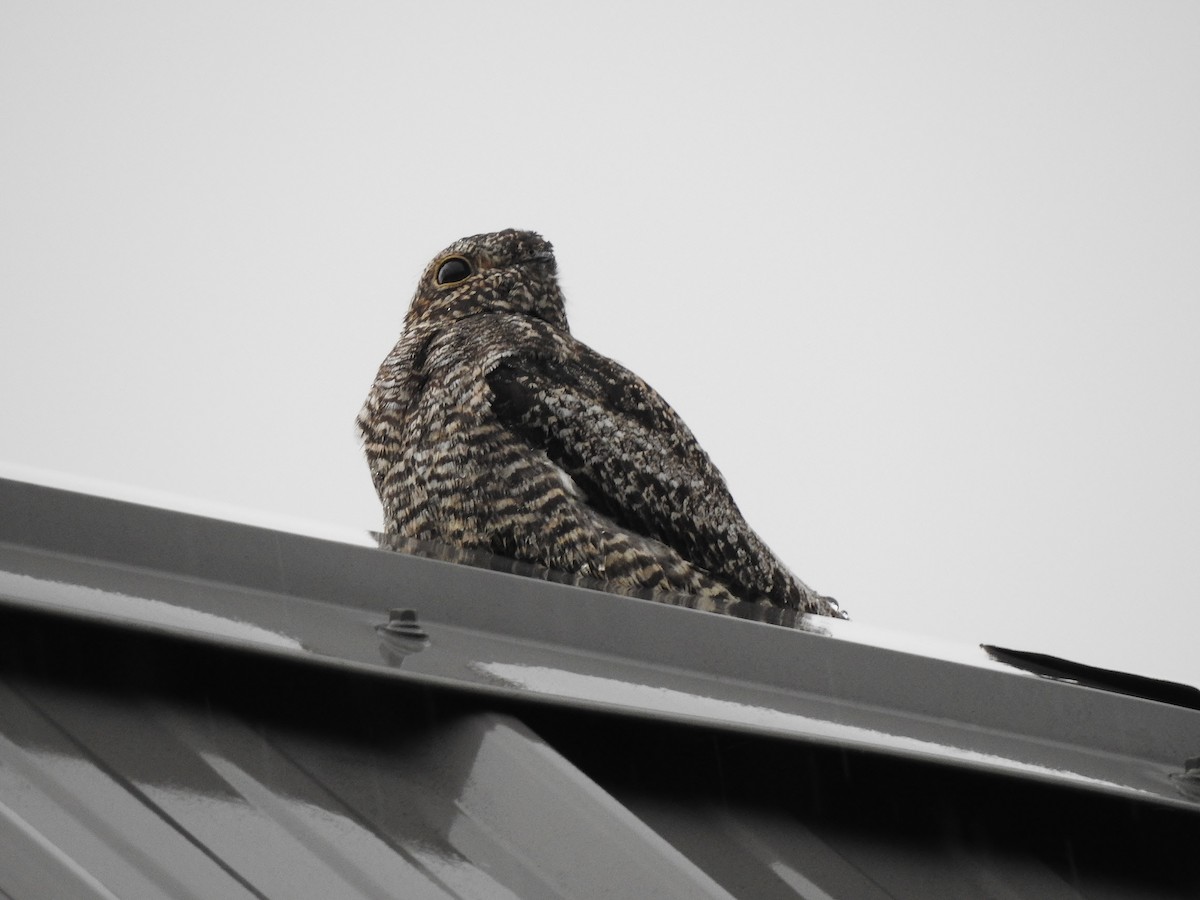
[358,230,843,618]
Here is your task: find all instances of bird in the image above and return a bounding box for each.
[357,229,844,619]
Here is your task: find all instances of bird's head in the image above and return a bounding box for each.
[403,229,569,332]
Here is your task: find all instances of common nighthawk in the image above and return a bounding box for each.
[358,230,843,619]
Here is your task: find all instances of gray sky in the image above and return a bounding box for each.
[3,2,1198,686]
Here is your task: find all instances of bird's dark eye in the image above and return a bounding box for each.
[435,256,472,286]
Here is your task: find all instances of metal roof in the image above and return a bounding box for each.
[1,475,1197,898]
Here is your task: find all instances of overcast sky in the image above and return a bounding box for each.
[3,2,1198,686]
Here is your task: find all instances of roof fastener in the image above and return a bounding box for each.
[378,607,430,641]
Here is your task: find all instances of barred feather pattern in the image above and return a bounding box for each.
[358,229,844,619]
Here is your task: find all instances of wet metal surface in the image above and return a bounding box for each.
[1,477,1197,813]
[2,603,1197,900]
[0,670,731,899]
[1,476,1199,897]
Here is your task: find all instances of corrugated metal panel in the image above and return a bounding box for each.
[0,666,730,899]
[1,478,1195,810]
[3,606,1197,899]
[1,476,1198,898]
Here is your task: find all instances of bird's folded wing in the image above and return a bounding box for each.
[485,348,773,590]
